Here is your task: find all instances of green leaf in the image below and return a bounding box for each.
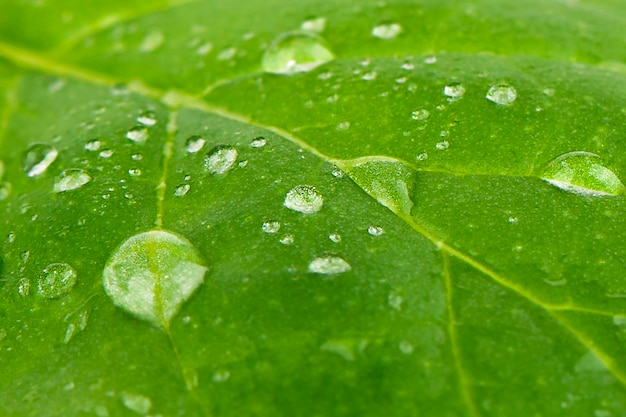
[1,1,626,416]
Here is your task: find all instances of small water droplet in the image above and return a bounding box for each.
[7,232,15,243]
[444,82,465,99]
[284,185,323,214]
[541,151,625,196]
[212,370,231,383]
[174,183,190,197]
[217,47,237,61]
[399,340,414,355]
[308,255,351,275]
[137,110,157,126]
[372,23,403,39]
[85,139,102,151]
[262,221,281,234]
[544,278,567,286]
[401,62,415,70]
[411,109,430,121]
[416,152,428,161]
[486,84,517,105]
[388,292,403,310]
[128,168,142,177]
[262,31,334,74]
[301,16,326,33]
[250,137,267,148]
[126,125,149,143]
[185,135,206,153]
[613,316,626,328]
[53,169,92,193]
[508,216,518,224]
[38,263,78,299]
[0,181,11,200]
[436,140,449,150]
[321,340,355,361]
[22,144,59,177]
[18,277,30,297]
[204,145,238,175]
[367,226,385,236]
[121,392,152,415]
[362,71,377,81]
[196,42,213,56]
[138,30,164,53]
[331,167,344,178]
[103,230,207,328]
[337,121,350,130]
[424,56,437,64]
[99,149,114,158]
[279,234,294,245]
[329,233,342,243]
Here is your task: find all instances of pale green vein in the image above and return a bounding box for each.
[0,36,625,391]
[51,0,201,56]
[442,251,479,417]
[156,110,177,227]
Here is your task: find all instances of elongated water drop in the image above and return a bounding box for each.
[541,151,625,196]
[284,185,323,214]
[103,230,207,329]
[308,255,351,275]
[262,31,334,74]
[38,263,77,299]
[22,144,58,177]
[204,145,238,175]
[53,169,92,193]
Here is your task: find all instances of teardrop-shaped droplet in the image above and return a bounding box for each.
[22,144,59,177]
[486,84,517,105]
[308,255,351,275]
[204,145,238,175]
[284,185,323,214]
[38,263,78,299]
[342,159,415,215]
[53,169,92,193]
[102,230,207,329]
[262,31,334,74]
[541,151,625,196]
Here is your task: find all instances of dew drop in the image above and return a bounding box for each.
[138,30,164,53]
[174,183,190,197]
[121,392,152,415]
[372,23,403,39]
[99,149,114,158]
[541,151,625,196]
[388,292,403,310]
[486,84,517,105]
[436,140,449,150]
[250,137,267,148]
[185,135,206,153]
[444,82,465,99]
[128,168,142,177]
[331,167,344,178]
[329,233,342,243]
[217,47,237,61]
[416,152,428,161]
[401,62,415,71]
[279,234,294,245]
[204,145,238,175]
[262,31,334,74]
[85,139,102,151]
[18,277,30,297]
[284,185,323,214]
[0,181,11,200]
[22,144,59,177]
[301,16,326,33]
[137,110,157,126]
[308,255,351,275]
[102,230,207,329]
[411,109,430,121]
[424,56,437,64]
[262,221,281,234]
[399,340,414,355]
[367,226,385,236]
[53,169,92,193]
[126,125,149,143]
[38,263,77,299]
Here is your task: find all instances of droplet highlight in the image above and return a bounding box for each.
[262,31,334,74]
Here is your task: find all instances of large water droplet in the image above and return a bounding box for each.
[541,151,625,196]
[22,144,59,177]
[343,160,415,215]
[486,84,517,105]
[308,255,351,275]
[372,23,403,39]
[38,263,78,299]
[53,169,92,193]
[102,230,207,329]
[284,185,323,214]
[204,145,238,175]
[262,31,334,74]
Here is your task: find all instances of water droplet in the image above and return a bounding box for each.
[372,23,402,39]
[102,230,207,329]
[444,82,465,99]
[284,185,323,214]
[85,139,101,151]
[99,149,114,158]
[217,47,237,61]
[185,135,206,153]
[613,316,626,328]
[344,160,415,215]
[362,71,377,81]
[174,183,190,197]
[331,167,344,178]
[544,278,567,286]
[126,125,149,143]
[121,392,152,415]
[301,16,326,33]
[138,30,164,53]
[486,84,517,105]
[399,340,414,355]
[204,145,238,175]
[128,168,142,177]
[262,221,281,234]
[262,31,334,74]
[424,56,437,64]
[279,234,294,245]
[388,292,403,310]
[0,181,11,200]
[18,277,30,297]
[321,340,355,361]
[7,232,15,243]
[250,137,267,148]
[411,109,430,121]
[137,110,157,126]
[436,140,449,150]
[212,370,231,383]
[401,62,415,70]
[53,169,92,193]
[22,144,59,177]
[541,151,625,196]
[196,42,213,56]
[416,152,428,161]
[337,121,350,130]
[308,255,351,275]
[329,233,341,243]
[367,226,385,236]
[38,263,78,299]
